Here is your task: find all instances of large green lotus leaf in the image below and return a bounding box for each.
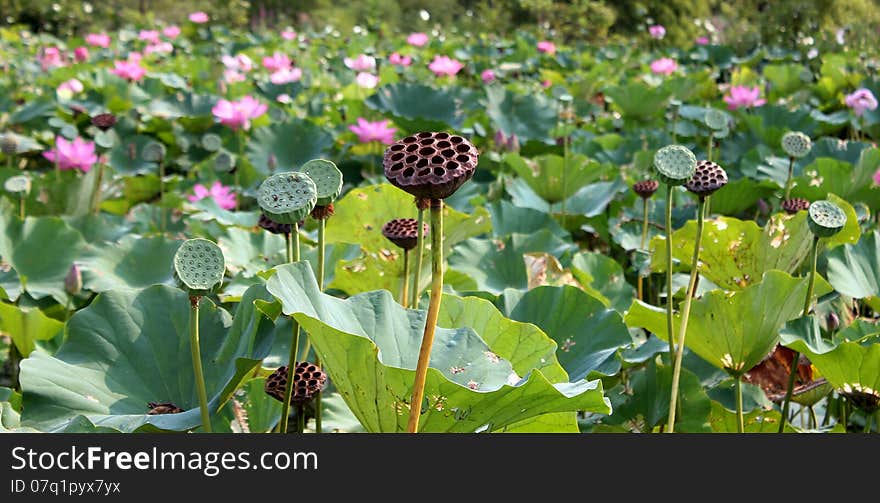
[187,198,260,227]
[246,119,334,179]
[707,178,780,217]
[789,156,877,208]
[365,82,464,132]
[498,286,631,380]
[601,361,711,433]
[319,391,367,433]
[218,227,285,278]
[212,377,281,434]
[447,231,577,295]
[569,251,636,313]
[109,135,160,175]
[625,271,829,376]
[19,284,276,432]
[0,402,40,432]
[485,86,558,143]
[603,81,672,124]
[506,176,623,219]
[0,302,63,356]
[707,402,801,433]
[266,262,610,433]
[494,412,580,433]
[503,153,607,204]
[0,211,86,303]
[780,316,880,398]
[79,235,182,292]
[826,230,880,299]
[486,200,567,239]
[650,213,821,290]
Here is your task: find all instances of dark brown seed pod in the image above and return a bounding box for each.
[91,113,118,131]
[310,203,335,220]
[381,218,429,251]
[147,402,184,415]
[632,180,659,199]
[685,160,728,198]
[258,213,292,234]
[383,132,478,200]
[781,198,810,215]
[264,362,328,405]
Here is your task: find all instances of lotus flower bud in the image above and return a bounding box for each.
[65,263,82,296]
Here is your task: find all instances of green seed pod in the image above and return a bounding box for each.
[214,151,235,172]
[653,144,697,186]
[807,200,846,238]
[298,159,343,206]
[201,133,223,152]
[257,171,318,225]
[781,131,812,159]
[704,109,727,130]
[173,238,226,295]
[4,175,30,194]
[142,141,166,162]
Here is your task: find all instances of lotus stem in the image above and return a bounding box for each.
[235,131,244,211]
[638,197,649,301]
[410,207,425,309]
[667,196,706,433]
[809,406,818,429]
[8,341,21,392]
[778,235,819,433]
[560,128,569,231]
[90,163,105,215]
[159,159,166,233]
[297,404,305,434]
[18,193,25,221]
[400,248,410,306]
[189,295,212,433]
[407,199,443,433]
[706,134,713,163]
[314,217,326,434]
[279,223,301,434]
[664,184,676,366]
[784,156,795,200]
[735,376,744,433]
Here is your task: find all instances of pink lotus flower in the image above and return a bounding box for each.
[222,54,254,72]
[355,72,379,89]
[139,30,160,44]
[276,94,292,104]
[189,11,209,23]
[270,67,303,85]
[650,57,677,76]
[649,25,666,39]
[85,33,111,48]
[110,57,147,82]
[43,136,97,173]
[481,69,496,84]
[407,32,429,47]
[163,26,181,39]
[57,78,84,96]
[39,47,65,71]
[344,54,376,72]
[723,85,766,110]
[845,88,878,117]
[211,96,267,130]
[428,55,464,77]
[188,181,236,210]
[696,36,709,45]
[224,70,246,84]
[537,41,556,55]
[389,52,412,66]
[73,46,89,62]
[145,42,173,55]
[349,118,396,144]
[541,79,552,88]
[873,168,880,186]
[281,30,297,40]
[262,52,291,72]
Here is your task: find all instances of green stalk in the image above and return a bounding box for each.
[18,193,25,221]
[62,296,73,341]
[189,296,212,433]
[279,224,301,434]
[735,376,745,433]
[778,235,819,433]
[8,342,21,392]
[159,160,166,234]
[638,197,649,301]
[235,131,244,211]
[706,134,714,163]
[410,207,425,309]
[296,404,305,434]
[90,163,105,215]
[400,249,410,306]
[313,217,326,434]
[784,156,795,200]
[560,125,569,231]
[407,199,443,433]
[666,197,706,433]
[664,184,676,366]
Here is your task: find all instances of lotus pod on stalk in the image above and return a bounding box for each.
[632,180,659,199]
[781,198,810,215]
[265,362,328,405]
[257,171,318,225]
[382,218,429,251]
[173,238,226,296]
[298,159,342,207]
[383,131,478,200]
[653,144,697,186]
[807,200,846,238]
[685,160,728,198]
[781,131,812,159]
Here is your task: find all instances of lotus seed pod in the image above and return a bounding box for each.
[142,141,166,162]
[257,171,318,225]
[214,151,235,172]
[704,109,727,130]
[685,160,728,198]
[173,238,226,295]
[383,131,478,200]
[201,133,223,152]
[781,131,812,158]
[147,401,184,415]
[1,134,18,155]
[653,144,697,186]
[381,218,429,251]
[632,180,659,199]
[64,263,82,296]
[4,175,30,194]
[840,383,880,413]
[807,200,847,238]
[310,203,335,221]
[264,362,328,405]
[258,213,292,234]
[298,159,343,206]
[91,113,117,131]
[781,198,810,215]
